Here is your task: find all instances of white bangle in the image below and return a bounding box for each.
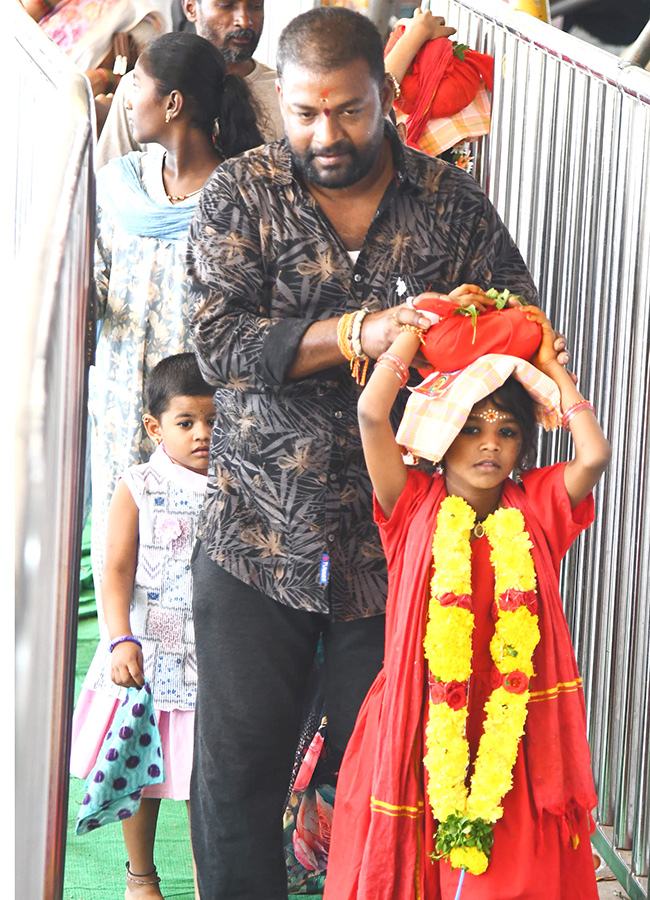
[351,308,370,359]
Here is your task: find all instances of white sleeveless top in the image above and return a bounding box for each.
[83,446,206,710]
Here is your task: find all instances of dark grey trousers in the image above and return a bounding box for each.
[189,542,386,900]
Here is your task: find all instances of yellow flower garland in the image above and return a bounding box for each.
[423,496,540,875]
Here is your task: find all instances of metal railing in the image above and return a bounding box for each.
[431,1,650,896]
[12,0,650,896]
[13,3,95,899]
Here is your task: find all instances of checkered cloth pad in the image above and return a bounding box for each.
[396,84,491,157]
[396,354,562,463]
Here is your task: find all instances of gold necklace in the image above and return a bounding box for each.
[166,186,202,202]
[472,503,502,539]
[162,152,203,203]
[473,520,487,539]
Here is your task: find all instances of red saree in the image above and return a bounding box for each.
[324,464,598,900]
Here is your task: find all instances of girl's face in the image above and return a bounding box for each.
[148,394,215,474]
[443,399,522,498]
[125,60,169,144]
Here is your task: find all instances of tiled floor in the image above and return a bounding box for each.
[597,860,631,899]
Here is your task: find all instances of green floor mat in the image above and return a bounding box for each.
[63,522,322,899]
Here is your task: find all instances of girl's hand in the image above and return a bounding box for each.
[396,8,456,42]
[519,305,559,371]
[110,640,145,688]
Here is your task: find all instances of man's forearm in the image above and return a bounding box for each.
[287,318,346,380]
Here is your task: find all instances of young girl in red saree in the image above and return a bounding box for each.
[324,294,610,900]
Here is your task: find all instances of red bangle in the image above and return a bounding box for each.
[375,358,408,388]
[562,400,595,431]
[376,352,410,388]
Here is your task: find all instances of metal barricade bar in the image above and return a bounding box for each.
[432,1,650,895]
[13,5,94,899]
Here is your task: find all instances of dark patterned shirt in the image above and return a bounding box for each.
[186,126,538,621]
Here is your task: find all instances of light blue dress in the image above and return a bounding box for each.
[89,147,200,614]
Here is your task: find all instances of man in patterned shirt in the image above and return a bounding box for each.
[186,7,539,898]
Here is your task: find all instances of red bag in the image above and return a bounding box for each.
[431,50,494,118]
[384,29,494,146]
[413,297,542,373]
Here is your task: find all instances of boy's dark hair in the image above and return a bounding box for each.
[276,7,386,89]
[139,32,263,158]
[145,353,213,420]
[487,377,538,470]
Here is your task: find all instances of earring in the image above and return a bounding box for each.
[435,461,445,475]
[165,111,172,124]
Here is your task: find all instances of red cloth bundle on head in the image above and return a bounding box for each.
[384,29,494,147]
[413,295,543,373]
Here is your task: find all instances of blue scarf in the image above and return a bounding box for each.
[96,151,198,241]
[75,682,164,834]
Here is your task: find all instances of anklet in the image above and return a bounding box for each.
[126,862,161,885]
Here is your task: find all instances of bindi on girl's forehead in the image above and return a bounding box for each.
[469,403,515,423]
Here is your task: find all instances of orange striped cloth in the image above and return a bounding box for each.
[396,353,562,463]
[395,83,492,157]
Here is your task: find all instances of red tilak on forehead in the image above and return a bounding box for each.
[323,108,331,117]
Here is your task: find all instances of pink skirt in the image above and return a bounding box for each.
[70,687,195,800]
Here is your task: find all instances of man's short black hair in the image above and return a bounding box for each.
[276,6,385,88]
[145,352,214,419]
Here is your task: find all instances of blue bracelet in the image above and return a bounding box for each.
[109,635,142,653]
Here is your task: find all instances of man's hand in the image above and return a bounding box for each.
[360,285,490,361]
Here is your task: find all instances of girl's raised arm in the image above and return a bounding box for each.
[383,10,456,85]
[358,330,422,519]
[102,479,144,688]
[523,307,611,508]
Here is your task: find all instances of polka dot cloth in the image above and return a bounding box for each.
[75,683,165,834]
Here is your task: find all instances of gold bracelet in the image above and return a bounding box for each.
[400,323,426,342]
[385,71,402,101]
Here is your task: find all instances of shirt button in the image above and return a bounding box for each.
[334,410,343,419]
[353,273,361,283]
[329,472,338,482]
[327,533,336,543]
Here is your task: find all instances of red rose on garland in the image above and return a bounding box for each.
[503,670,530,694]
[429,677,447,704]
[445,680,468,710]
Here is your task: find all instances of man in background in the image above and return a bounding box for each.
[95,0,282,168]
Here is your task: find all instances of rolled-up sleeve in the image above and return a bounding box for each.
[187,170,318,389]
